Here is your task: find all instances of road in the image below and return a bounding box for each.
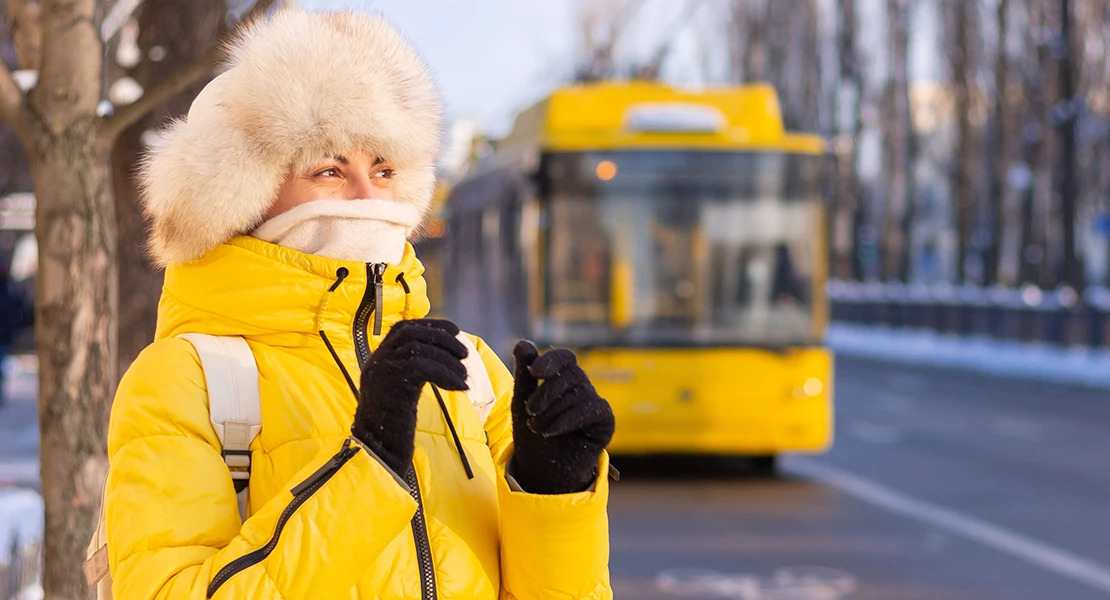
[3,354,1109,598]
[609,356,1110,599]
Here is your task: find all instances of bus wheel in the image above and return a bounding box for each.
[750,454,778,477]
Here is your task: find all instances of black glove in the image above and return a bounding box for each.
[353,319,469,475]
[509,341,615,495]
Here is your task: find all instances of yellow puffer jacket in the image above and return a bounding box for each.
[106,236,612,599]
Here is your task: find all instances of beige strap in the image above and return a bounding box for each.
[178,334,262,522]
[457,333,496,424]
[83,469,111,587]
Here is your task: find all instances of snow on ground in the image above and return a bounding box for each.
[0,488,42,565]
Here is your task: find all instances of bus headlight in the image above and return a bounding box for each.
[794,378,824,398]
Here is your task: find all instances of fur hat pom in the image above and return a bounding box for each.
[139,9,443,267]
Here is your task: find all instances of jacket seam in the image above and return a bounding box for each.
[160,288,324,338]
[111,432,225,461]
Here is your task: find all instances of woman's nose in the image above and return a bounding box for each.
[344,174,376,200]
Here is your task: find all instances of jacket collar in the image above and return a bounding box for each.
[155,235,431,349]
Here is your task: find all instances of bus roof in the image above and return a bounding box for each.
[498,81,824,156]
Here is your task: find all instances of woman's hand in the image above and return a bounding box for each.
[353,319,468,475]
[509,341,615,494]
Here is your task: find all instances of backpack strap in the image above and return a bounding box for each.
[178,334,262,522]
[84,471,111,591]
[83,335,262,591]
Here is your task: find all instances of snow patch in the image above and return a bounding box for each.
[0,488,42,565]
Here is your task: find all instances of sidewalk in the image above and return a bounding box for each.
[826,323,1110,390]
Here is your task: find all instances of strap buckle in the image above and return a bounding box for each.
[223,449,252,493]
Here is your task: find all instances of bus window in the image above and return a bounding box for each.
[540,150,821,347]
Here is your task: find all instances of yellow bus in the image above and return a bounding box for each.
[435,81,832,473]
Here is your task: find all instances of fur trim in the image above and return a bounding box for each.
[139,9,442,267]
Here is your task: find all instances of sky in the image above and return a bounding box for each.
[305,0,578,136]
[302,0,943,139]
[303,0,720,137]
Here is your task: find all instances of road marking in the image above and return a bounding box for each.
[788,457,1110,595]
[655,566,857,599]
[846,419,902,444]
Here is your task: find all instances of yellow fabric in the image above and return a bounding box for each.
[106,236,612,599]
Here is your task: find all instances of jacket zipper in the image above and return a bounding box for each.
[352,262,387,368]
[351,262,436,598]
[207,439,361,598]
[404,466,438,600]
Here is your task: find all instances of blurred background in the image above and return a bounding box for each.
[4,0,1110,599]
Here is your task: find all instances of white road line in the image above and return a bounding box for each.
[787,457,1110,595]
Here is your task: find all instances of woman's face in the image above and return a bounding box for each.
[266,149,397,220]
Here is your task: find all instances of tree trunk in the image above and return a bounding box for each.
[834,0,863,281]
[742,0,768,83]
[1057,0,1081,292]
[26,0,114,596]
[32,131,116,600]
[115,0,228,376]
[728,0,747,83]
[801,0,822,134]
[882,0,913,282]
[986,0,1010,286]
[1016,0,1054,287]
[1033,0,1058,288]
[948,1,979,284]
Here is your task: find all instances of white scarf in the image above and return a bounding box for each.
[251,199,421,264]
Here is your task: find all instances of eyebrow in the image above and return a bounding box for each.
[327,155,385,166]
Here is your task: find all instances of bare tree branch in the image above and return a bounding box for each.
[98,0,275,144]
[0,61,29,143]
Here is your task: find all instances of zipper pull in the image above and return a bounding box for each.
[370,263,387,336]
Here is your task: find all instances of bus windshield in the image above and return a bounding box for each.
[538,150,822,347]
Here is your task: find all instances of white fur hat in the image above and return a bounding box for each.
[139,9,443,267]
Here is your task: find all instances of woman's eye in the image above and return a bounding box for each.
[315,168,340,178]
[374,168,396,179]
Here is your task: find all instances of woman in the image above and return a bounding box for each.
[106,9,615,599]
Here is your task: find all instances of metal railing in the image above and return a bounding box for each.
[828,281,1110,348]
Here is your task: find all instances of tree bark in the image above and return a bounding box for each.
[22,0,114,598]
[32,132,116,600]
